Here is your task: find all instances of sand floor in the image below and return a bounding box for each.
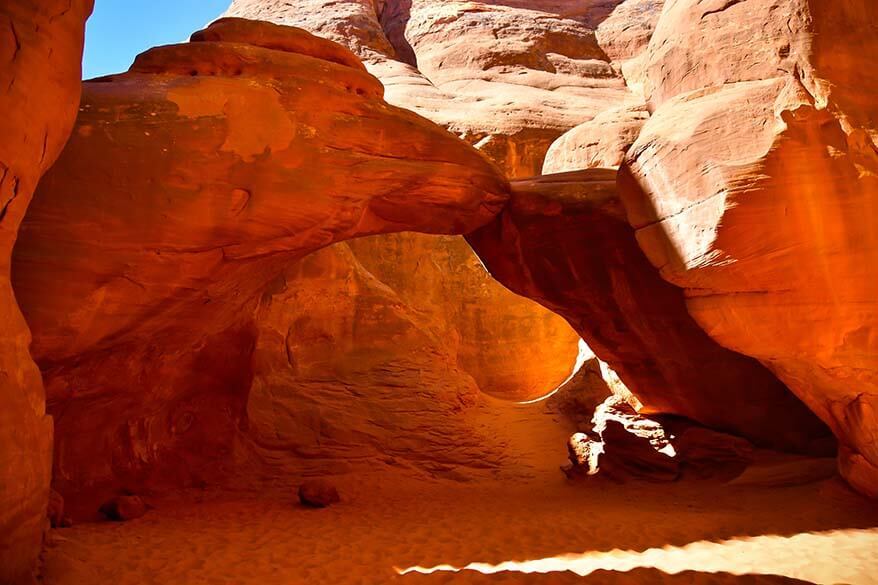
[40,401,878,585]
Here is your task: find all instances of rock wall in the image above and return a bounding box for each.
[221,1,591,402]
[346,234,580,402]
[467,171,832,453]
[0,2,92,582]
[238,242,515,484]
[224,0,645,178]
[617,0,878,495]
[224,0,878,489]
[12,19,510,516]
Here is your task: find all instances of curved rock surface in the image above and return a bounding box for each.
[542,105,649,173]
[12,19,509,515]
[467,170,832,453]
[239,242,510,485]
[218,3,591,404]
[346,233,580,402]
[224,0,645,177]
[618,0,878,494]
[0,2,92,582]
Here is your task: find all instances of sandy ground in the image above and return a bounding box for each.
[41,400,878,585]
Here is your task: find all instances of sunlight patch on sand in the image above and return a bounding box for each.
[396,528,878,585]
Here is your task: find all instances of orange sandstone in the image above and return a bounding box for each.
[12,18,509,516]
[0,2,92,582]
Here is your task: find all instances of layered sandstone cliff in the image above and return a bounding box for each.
[0,2,92,582]
[4,3,876,545]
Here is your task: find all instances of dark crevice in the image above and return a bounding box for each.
[376,0,418,68]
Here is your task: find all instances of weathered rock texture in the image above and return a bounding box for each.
[467,171,832,453]
[237,239,564,485]
[12,19,510,517]
[566,396,755,483]
[345,234,580,401]
[542,105,648,173]
[0,2,92,582]
[223,0,646,178]
[617,0,878,495]
[217,2,591,403]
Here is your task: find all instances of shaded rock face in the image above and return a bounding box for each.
[298,479,340,508]
[467,171,832,453]
[223,0,647,178]
[12,19,509,517]
[617,0,878,495]
[239,241,522,482]
[0,2,92,583]
[566,396,755,483]
[345,234,580,401]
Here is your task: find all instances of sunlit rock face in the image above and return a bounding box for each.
[467,170,832,453]
[542,105,649,173]
[0,2,92,582]
[617,0,878,495]
[12,19,509,517]
[223,0,645,178]
[345,234,580,402]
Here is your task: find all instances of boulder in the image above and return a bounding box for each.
[567,396,756,483]
[99,495,147,522]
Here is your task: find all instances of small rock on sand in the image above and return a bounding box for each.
[298,479,340,508]
[99,496,147,521]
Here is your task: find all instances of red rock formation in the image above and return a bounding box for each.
[298,479,340,508]
[0,2,92,582]
[617,0,878,495]
[223,0,644,177]
[467,170,832,452]
[12,19,509,516]
[345,234,580,401]
[239,242,509,482]
[542,105,649,173]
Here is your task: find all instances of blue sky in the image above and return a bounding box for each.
[83,0,231,79]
